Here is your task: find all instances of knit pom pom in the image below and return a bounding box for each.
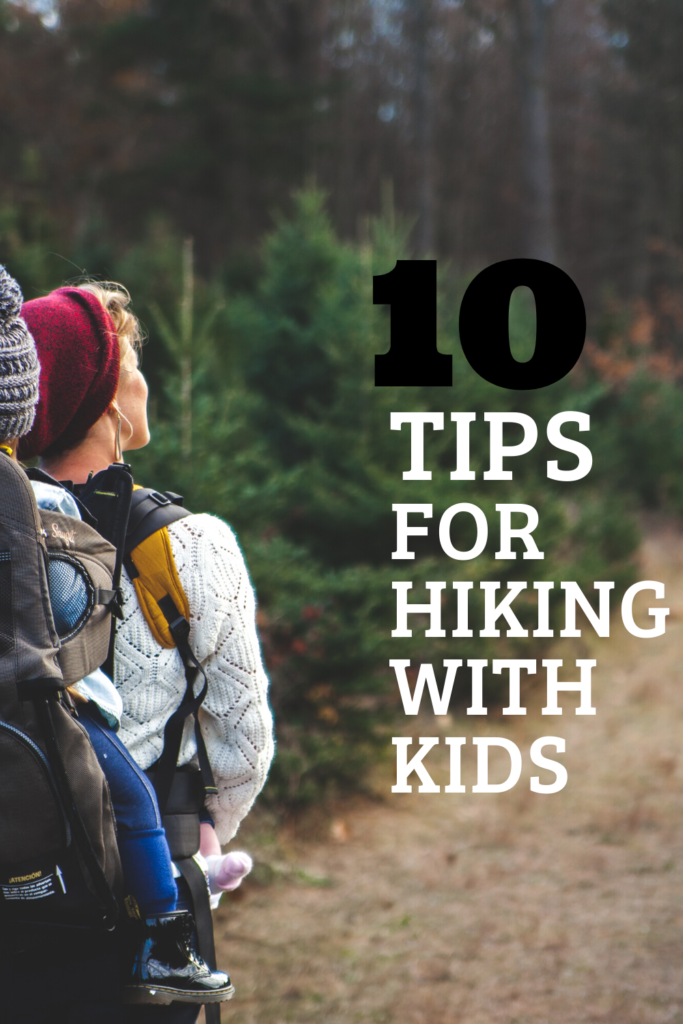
[0,266,24,324]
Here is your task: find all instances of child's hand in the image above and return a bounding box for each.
[205,852,253,893]
[198,822,253,891]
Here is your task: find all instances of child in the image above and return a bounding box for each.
[0,266,248,1005]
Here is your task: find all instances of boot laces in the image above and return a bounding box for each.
[179,915,209,971]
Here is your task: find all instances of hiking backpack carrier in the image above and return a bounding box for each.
[0,453,124,938]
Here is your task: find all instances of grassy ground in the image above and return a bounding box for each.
[210,520,683,1024]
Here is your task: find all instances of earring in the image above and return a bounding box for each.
[115,412,122,463]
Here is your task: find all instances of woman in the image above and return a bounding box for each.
[19,281,274,1021]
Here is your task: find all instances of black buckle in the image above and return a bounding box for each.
[112,587,125,620]
[150,491,172,506]
[168,614,191,643]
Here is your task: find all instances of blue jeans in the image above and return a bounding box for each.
[79,702,178,917]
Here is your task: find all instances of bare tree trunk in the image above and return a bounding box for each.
[180,237,194,460]
[511,0,557,263]
[411,0,436,256]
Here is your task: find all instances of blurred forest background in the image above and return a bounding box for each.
[2,0,683,808]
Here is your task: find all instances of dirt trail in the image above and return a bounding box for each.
[213,524,683,1024]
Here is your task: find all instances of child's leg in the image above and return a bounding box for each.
[78,702,177,917]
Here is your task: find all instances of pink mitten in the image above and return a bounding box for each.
[205,852,253,893]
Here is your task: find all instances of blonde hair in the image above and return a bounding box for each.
[75,281,143,374]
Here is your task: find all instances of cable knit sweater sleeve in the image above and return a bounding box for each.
[115,513,274,845]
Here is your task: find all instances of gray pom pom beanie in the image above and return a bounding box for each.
[0,266,40,441]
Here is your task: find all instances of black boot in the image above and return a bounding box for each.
[122,910,235,1004]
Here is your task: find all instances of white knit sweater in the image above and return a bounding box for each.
[114,513,274,845]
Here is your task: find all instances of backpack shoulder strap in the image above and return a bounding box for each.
[125,487,191,556]
[123,487,192,649]
[126,526,190,650]
[75,464,135,680]
[123,487,216,812]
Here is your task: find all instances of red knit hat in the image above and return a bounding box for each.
[18,287,120,460]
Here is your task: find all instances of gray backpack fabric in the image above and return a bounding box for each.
[41,509,117,686]
[0,453,122,936]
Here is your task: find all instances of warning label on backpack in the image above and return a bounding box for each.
[1,872,55,900]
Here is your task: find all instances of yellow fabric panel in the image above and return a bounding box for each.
[129,526,191,650]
